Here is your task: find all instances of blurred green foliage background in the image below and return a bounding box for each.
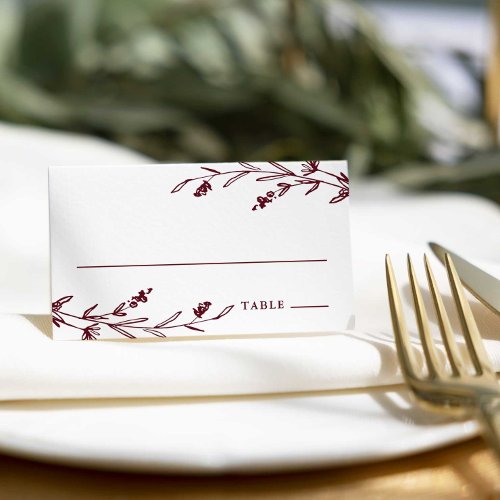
[0,0,498,200]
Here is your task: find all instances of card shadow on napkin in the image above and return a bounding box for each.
[22,315,355,343]
[4,315,471,429]
[17,313,407,395]
[8,314,405,400]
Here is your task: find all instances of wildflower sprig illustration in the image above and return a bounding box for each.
[171,161,349,210]
[52,290,234,340]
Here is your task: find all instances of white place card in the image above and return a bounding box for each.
[49,161,353,340]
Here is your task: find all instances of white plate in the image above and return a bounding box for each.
[0,122,495,474]
[0,390,477,474]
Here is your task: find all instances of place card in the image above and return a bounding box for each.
[49,161,353,340]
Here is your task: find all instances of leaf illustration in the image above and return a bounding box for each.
[329,194,344,204]
[296,179,315,184]
[115,317,148,326]
[201,167,220,174]
[305,182,319,195]
[113,302,125,313]
[112,301,127,316]
[277,183,290,197]
[83,304,98,318]
[184,324,204,332]
[52,317,62,328]
[339,172,349,183]
[223,171,248,187]
[256,174,288,181]
[269,161,294,174]
[239,161,260,171]
[109,325,136,339]
[55,295,73,305]
[171,179,191,193]
[155,311,182,327]
[144,328,166,338]
[215,305,234,319]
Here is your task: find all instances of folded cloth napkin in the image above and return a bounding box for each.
[0,122,499,401]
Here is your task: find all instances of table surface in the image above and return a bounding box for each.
[1,437,499,499]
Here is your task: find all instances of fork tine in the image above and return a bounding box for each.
[385,255,419,381]
[445,253,495,377]
[424,255,465,377]
[407,255,446,379]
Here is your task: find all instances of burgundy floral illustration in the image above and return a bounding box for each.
[194,180,212,197]
[52,289,234,340]
[193,301,211,318]
[171,161,349,210]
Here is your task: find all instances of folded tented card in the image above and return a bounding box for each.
[49,161,353,340]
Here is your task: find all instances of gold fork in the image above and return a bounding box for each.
[386,253,500,459]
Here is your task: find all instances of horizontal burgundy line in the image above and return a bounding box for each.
[290,305,330,309]
[77,259,327,269]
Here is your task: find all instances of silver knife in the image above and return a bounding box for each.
[429,242,500,315]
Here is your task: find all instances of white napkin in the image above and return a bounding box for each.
[0,122,499,401]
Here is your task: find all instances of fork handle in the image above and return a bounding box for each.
[477,397,500,459]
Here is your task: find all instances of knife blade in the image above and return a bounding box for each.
[429,242,500,315]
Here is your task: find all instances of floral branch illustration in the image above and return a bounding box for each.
[171,161,349,210]
[52,290,234,340]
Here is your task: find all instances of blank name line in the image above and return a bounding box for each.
[290,305,330,309]
[77,258,327,269]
